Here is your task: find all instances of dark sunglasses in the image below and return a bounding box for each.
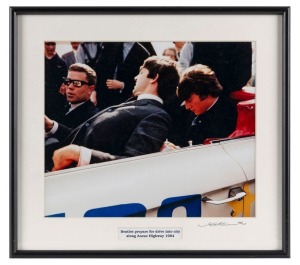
[45,42,56,46]
[63,78,90,87]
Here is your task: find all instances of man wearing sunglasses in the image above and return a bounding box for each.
[46,56,179,172]
[45,63,99,141]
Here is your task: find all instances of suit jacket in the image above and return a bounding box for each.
[183,97,238,146]
[164,95,191,147]
[139,42,157,56]
[54,98,172,164]
[62,50,76,68]
[94,42,150,110]
[191,42,252,95]
[55,100,99,140]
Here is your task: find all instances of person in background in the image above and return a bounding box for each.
[62,42,81,68]
[175,64,237,147]
[45,41,68,120]
[76,42,104,70]
[173,42,186,59]
[94,42,150,110]
[162,47,178,61]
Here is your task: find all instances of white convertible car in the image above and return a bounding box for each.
[45,96,255,218]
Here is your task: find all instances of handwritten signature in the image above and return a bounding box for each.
[198,221,246,227]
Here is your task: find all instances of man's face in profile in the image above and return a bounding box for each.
[133,68,151,96]
[184,93,208,116]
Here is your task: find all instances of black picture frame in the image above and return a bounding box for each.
[10,6,290,258]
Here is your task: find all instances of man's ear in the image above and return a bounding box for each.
[150,74,159,84]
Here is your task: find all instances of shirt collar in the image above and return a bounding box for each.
[124,42,135,50]
[207,97,219,111]
[69,101,86,111]
[137,93,163,104]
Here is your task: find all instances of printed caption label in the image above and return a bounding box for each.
[119,228,182,240]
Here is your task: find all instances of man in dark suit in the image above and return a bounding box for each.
[61,42,81,68]
[139,42,157,56]
[45,42,68,121]
[175,64,237,146]
[94,42,150,110]
[47,56,180,172]
[45,63,99,141]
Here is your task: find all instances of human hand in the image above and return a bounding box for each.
[160,140,179,152]
[52,144,80,171]
[106,79,124,90]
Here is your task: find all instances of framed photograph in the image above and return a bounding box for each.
[10,7,290,258]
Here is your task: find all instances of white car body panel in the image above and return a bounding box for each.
[221,138,255,181]
[45,137,255,217]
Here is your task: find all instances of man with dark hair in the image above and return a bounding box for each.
[176,64,237,146]
[47,56,180,171]
[45,63,99,140]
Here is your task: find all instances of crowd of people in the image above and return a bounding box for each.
[44,41,254,172]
